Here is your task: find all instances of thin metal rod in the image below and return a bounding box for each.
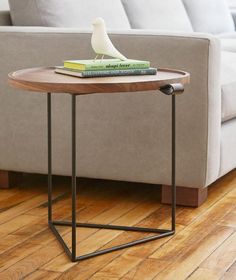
[75,231,174,261]
[71,95,77,261]
[49,222,72,259]
[52,220,171,234]
[171,94,176,231]
[47,93,52,223]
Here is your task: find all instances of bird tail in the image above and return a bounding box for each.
[118,53,127,61]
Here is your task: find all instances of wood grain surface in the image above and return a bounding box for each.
[8,67,190,95]
[0,170,235,279]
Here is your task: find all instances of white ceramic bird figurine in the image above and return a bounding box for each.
[91,17,127,61]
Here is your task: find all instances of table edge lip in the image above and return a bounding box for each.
[8,66,190,82]
[8,66,190,94]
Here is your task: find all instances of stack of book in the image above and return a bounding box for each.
[55,59,157,78]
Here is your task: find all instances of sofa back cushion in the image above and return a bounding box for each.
[121,0,193,32]
[0,0,9,10]
[182,0,235,34]
[8,0,131,29]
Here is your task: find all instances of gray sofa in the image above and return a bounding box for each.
[0,0,235,206]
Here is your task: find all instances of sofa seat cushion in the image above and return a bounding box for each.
[220,38,236,52]
[8,0,131,29]
[216,32,236,52]
[121,0,193,32]
[221,51,236,122]
[182,0,235,34]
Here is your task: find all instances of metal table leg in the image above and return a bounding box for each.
[47,92,52,223]
[47,84,183,262]
[171,93,176,232]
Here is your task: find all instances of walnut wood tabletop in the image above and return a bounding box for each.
[8,67,190,95]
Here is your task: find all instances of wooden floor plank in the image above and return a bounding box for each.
[221,261,236,280]
[0,171,235,280]
[52,175,236,279]
[0,179,129,254]
[187,231,236,280]
[42,191,161,272]
[0,179,157,278]
[176,170,236,227]
[0,244,62,279]
[121,259,167,280]
[57,231,158,280]
[0,193,50,225]
[0,242,42,272]
[23,270,61,280]
[91,226,233,280]
[218,207,236,228]
[151,190,236,260]
[152,227,234,280]
[89,189,236,279]
[0,214,37,237]
[0,188,26,203]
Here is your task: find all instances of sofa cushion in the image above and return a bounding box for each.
[121,0,193,32]
[0,0,9,10]
[214,33,236,52]
[221,51,236,122]
[8,0,130,29]
[220,38,236,52]
[182,0,235,34]
[0,11,12,26]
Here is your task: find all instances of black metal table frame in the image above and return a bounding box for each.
[47,83,184,262]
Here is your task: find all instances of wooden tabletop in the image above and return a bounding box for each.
[8,67,190,95]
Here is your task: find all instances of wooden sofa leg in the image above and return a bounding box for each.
[0,171,23,189]
[162,185,208,207]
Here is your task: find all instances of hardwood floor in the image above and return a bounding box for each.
[0,171,235,280]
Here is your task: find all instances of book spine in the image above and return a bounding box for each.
[85,63,150,71]
[81,68,157,77]
[64,62,150,71]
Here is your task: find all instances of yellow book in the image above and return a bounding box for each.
[64,59,150,71]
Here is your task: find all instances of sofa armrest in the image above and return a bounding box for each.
[0,27,221,188]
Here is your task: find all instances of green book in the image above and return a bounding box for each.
[64,59,150,71]
[55,67,157,78]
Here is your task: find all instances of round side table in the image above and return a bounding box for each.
[8,67,190,262]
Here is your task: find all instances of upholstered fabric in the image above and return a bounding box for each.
[182,0,235,34]
[219,32,236,39]
[0,11,12,26]
[220,118,236,176]
[220,38,236,52]
[0,0,9,10]
[0,0,235,192]
[0,27,221,188]
[230,8,236,26]
[227,0,236,9]
[218,32,236,51]
[8,0,130,29]
[221,51,236,122]
[121,0,193,31]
